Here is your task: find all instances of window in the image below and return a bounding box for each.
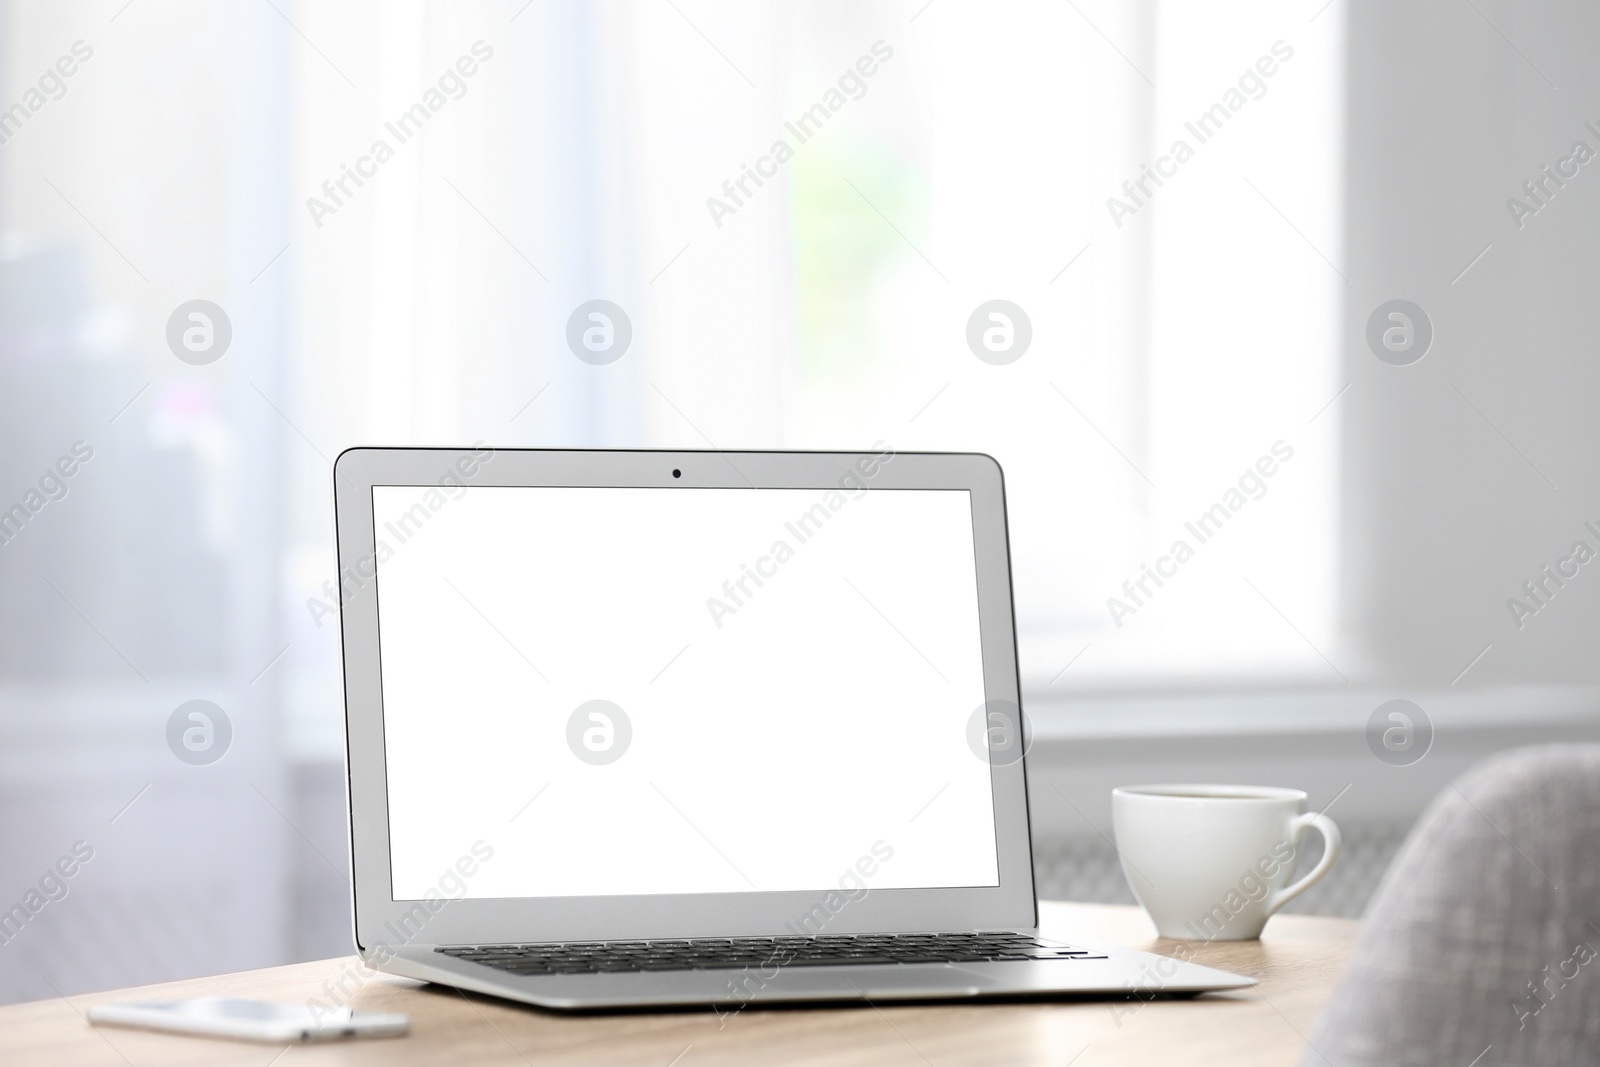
[284,1,1347,751]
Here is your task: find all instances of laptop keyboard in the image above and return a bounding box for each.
[438,933,1107,976]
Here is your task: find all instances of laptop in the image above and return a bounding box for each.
[331,446,1252,1010]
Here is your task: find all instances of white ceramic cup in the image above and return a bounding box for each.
[1110,784,1341,941]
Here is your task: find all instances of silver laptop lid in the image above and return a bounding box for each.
[334,448,1035,951]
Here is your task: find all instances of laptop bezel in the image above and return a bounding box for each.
[333,447,1036,952]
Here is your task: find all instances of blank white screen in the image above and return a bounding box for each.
[373,484,998,899]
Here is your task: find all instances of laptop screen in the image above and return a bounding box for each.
[371,483,1000,901]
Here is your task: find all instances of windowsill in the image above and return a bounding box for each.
[1020,683,1600,741]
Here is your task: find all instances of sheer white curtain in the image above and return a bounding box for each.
[1109,0,1346,682]
[0,0,294,1002]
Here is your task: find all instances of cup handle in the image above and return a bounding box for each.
[1265,811,1341,916]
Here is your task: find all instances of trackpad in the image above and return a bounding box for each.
[753,964,994,1000]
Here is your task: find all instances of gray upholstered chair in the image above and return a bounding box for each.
[1305,745,1600,1066]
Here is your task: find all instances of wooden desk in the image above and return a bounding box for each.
[0,902,1355,1066]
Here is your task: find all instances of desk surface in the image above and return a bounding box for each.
[0,902,1354,1066]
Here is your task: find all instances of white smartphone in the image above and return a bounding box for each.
[86,998,409,1043]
